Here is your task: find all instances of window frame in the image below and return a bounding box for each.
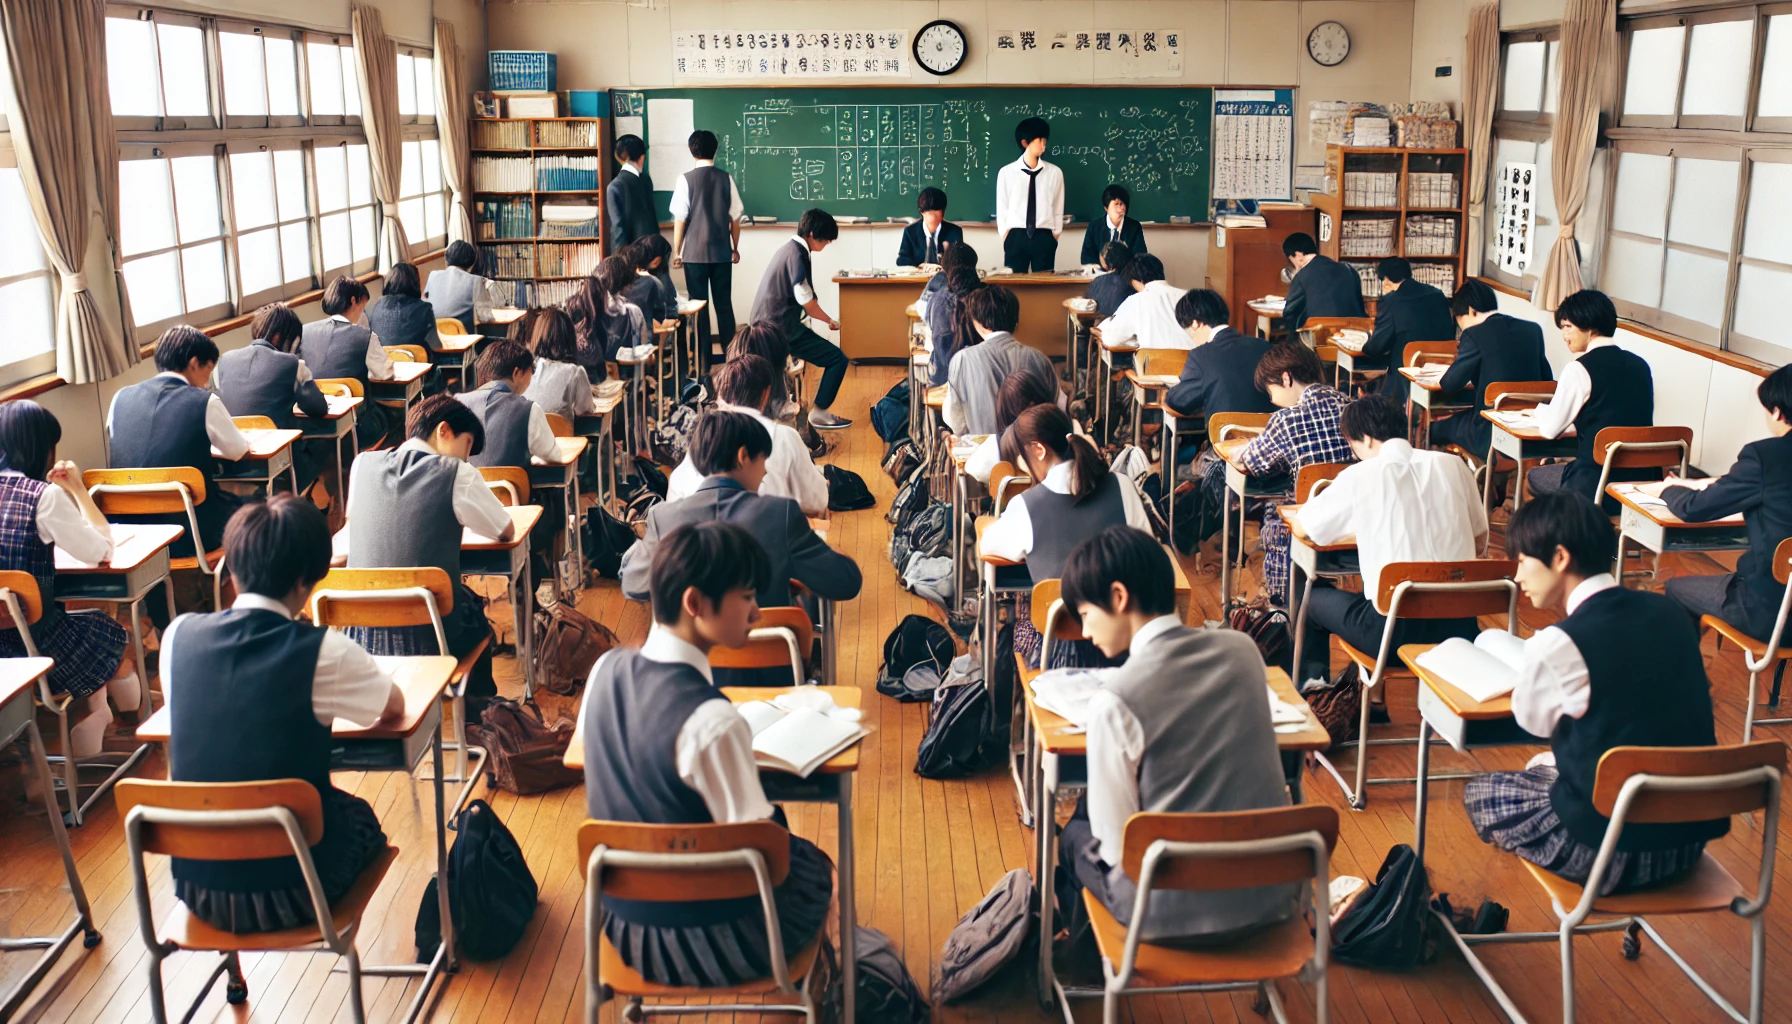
[117,142,234,337]
[223,139,318,309]
[215,20,307,131]
[0,152,60,386]
[1727,147,1792,363]
[106,7,218,132]
[311,135,380,281]
[1619,8,1762,131]
[302,31,362,129]
[1498,27,1561,125]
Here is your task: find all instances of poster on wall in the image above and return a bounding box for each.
[990,27,1183,78]
[1495,161,1538,275]
[673,31,909,79]
[1211,89,1294,202]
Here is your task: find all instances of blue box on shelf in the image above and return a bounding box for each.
[566,90,609,117]
[490,51,556,92]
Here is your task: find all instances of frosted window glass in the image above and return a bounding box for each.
[1762,17,1792,118]
[0,170,46,279]
[124,252,182,324]
[119,160,176,256]
[182,241,228,312]
[1682,20,1752,117]
[220,32,267,116]
[1623,26,1684,118]
[1544,41,1560,115]
[396,54,417,116]
[416,58,436,117]
[320,212,351,271]
[1611,152,1671,238]
[1743,163,1792,265]
[170,156,221,244]
[1665,157,1738,251]
[1734,264,1792,345]
[425,194,446,240]
[0,278,54,360]
[399,197,425,243]
[1602,235,1664,307]
[421,139,443,193]
[315,147,348,212]
[347,145,373,206]
[1660,249,1728,326]
[237,228,282,295]
[351,208,375,262]
[106,19,162,117]
[342,48,361,118]
[400,141,422,198]
[281,222,312,283]
[157,23,209,117]
[274,149,308,222]
[1504,41,1545,112]
[266,37,300,116]
[308,41,344,116]
[229,152,277,231]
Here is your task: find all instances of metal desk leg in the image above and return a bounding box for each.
[952,473,965,606]
[364,727,456,1024]
[1289,563,1314,685]
[1220,485,1234,615]
[569,472,584,596]
[1034,750,1057,1009]
[837,777,857,1024]
[1415,721,1432,864]
[820,597,837,687]
[519,556,535,700]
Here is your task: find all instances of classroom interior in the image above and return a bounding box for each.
[0,0,1790,1022]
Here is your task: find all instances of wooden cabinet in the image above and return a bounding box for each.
[1204,206,1317,336]
[1306,145,1468,314]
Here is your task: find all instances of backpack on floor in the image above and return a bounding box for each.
[1229,600,1291,671]
[651,402,699,467]
[1331,843,1435,970]
[887,463,931,529]
[876,615,955,702]
[914,623,1012,779]
[582,507,637,579]
[871,381,911,443]
[881,438,922,484]
[533,596,617,696]
[628,456,668,501]
[415,799,540,963]
[854,926,931,1024]
[932,868,1036,1004]
[465,697,584,794]
[824,465,876,512]
[901,553,955,609]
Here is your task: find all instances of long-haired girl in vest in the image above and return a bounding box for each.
[566,257,647,384]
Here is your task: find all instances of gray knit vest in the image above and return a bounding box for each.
[346,447,464,580]
[216,340,303,430]
[679,166,735,264]
[299,318,373,383]
[1017,473,1126,582]
[951,333,1055,436]
[458,381,533,469]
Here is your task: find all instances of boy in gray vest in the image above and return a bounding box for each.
[750,208,852,430]
[1055,526,1299,945]
[300,276,395,448]
[942,284,1056,436]
[424,240,495,331]
[457,340,561,584]
[670,130,743,375]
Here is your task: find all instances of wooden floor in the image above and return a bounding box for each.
[3,362,1790,1024]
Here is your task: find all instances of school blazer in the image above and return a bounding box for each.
[1663,434,1792,641]
[1435,313,1553,453]
[1282,254,1364,330]
[1079,217,1148,266]
[1363,278,1456,405]
[896,220,964,267]
[606,168,659,252]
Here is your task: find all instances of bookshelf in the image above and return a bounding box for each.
[1307,145,1468,313]
[470,116,613,308]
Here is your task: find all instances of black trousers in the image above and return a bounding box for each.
[787,322,849,410]
[1003,229,1059,273]
[681,262,735,374]
[1297,582,1477,684]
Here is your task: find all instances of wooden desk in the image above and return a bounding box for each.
[368,360,432,417]
[1482,409,1577,511]
[1278,504,1361,680]
[675,298,707,381]
[432,332,481,392]
[1398,365,1467,448]
[1063,298,1103,405]
[531,436,590,588]
[216,427,302,494]
[1216,432,1286,617]
[476,307,528,339]
[1246,298,1286,340]
[1606,483,1749,581]
[835,272,1087,360]
[576,392,624,510]
[614,348,656,460]
[297,394,363,499]
[56,522,183,745]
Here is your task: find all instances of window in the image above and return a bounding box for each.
[1499,30,1560,122]
[305,33,361,125]
[398,138,448,254]
[105,10,214,129]
[314,141,377,277]
[396,51,435,121]
[229,145,313,306]
[0,168,57,382]
[219,23,302,128]
[118,149,231,331]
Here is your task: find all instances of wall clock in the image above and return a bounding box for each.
[914,20,968,76]
[1307,21,1351,67]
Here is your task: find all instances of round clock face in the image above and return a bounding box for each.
[1307,21,1351,67]
[914,20,967,76]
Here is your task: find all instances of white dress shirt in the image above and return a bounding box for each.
[1101,213,1128,245]
[1296,440,1488,612]
[109,371,252,461]
[329,314,397,379]
[640,626,777,823]
[978,459,1152,563]
[1096,281,1193,351]
[353,437,515,539]
[523,357,596,418]
[787,236,817,305]
[668,160,745,222]
[1,470,113,564]
[1511,573,1618,738]
[520,399,562,464]
[1083,613,1182,866]
[1534,337,1616,440]
[966,434,1001,484]
[161,593,396,727]
[666,402,829,514]
[995,155,1065,239]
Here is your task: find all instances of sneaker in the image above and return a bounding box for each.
[807,408,853,431]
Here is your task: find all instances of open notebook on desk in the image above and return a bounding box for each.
[1416,630,1528,702]
[1488,408,1540,429]
[735,690,867,777]
[1031,668,1310,733]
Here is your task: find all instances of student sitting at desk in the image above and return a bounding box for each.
[749,208,852,431]
[424,240,495,331]
[1641,364,1792,645]
[216,302,331,494]
[669,356,828,515]
[457,340,561,469]
[1293,396,1486,686]
[300,276,395,449]
[164,494,403,932]
[344,394,513,712]
[622,237,679,328]
[521,308,596,420]
[897,186,963,269]
[1093,254,1191,351]
[623,411,859,686]
[566,262,647,385]
[1280,232,1365,331]
[1429,280,1553,457]
[583,520,833,986]
[0,401,141,759]
[966,371,1057,485]
[1084,242,1134,318]
[728,323,796,422]
[1054,526,1297,945]
[925,249,983,388]
[107,325,251,561]
[1079,184,1147,267]
[1361,257,1455,406]
[1526,289,1655,511]
[983,405,1151,669]
[1167,289,1275,431]
[1464,492,1725,894]
[943,285,1057,437]
[366,262,442,354]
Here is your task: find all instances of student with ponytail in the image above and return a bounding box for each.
[980,404,1153,668]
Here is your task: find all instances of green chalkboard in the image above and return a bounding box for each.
[613,87,1212,225]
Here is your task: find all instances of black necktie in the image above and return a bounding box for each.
[925,230,936,264]
[1023,167,1041,238]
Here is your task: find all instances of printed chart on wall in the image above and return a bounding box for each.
[1211,89,1294,205]
[1495,161,1537,275]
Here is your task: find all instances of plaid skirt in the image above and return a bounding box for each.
[0,608,127,699]
[1012,595,1125,672]
[1464,765,1705,895]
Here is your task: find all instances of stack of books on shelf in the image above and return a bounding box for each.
[1347,262,1380,299]
[1340,217,1397,258]
[1404,215,1458,256]
[538,241,601,277]
[1407,172,1461,209]
[489,280,533,307]
[1391,103,1460,148]
[484,242,536,280]
[473,121,529,149]
[1343,171,1398,207]
[534,154,599,191]
[535,120,601,147]
[537,279,581,307]
[475,198,534,241]
[474,156,533,192]
[1411,262,1457,297]
[541,203,600,238]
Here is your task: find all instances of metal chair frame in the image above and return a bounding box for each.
[86,477,229,610]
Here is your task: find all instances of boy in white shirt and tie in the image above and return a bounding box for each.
[995,117,1064,273]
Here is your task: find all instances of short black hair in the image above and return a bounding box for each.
[649,521,770,626]
[1555,289,1618,338]
[1099,241,1131,271]
[1124,253,1164,285]
[153,325,219,372]
[407,392,485,455]
[614,134,646,162]
[1175,288,1229,330]
[687,130,719,160]
[916,187,948,213]
[1282,232,1319,258]
[223,493,331,599]
[0,400,62,480]
[1505,491,1616,578]
[1339,395,1406,443]
[527,308,579,363]
[941,240,979,273]
[1254,340,1325,391]
[1015,117,1050,148]
[690,408,773,475]
[1759,364,1792,422]
[596,254,634,297]
[477,339,534,385]
[384,261,422,300]
[1100,184,1131,208]
[1377,257,1412,284]
[445,240,477,270]
[1451,278,1499,318]
[251,302,303,352]
[621,238,656,272]
[798,208,838,241]
[634,232,671,266]
[966,284,1020,334]
[1061,525,1176,617]
[321,276,370,316]
[714,353,776,409]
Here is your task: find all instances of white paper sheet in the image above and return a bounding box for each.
[647,98,699,181]
[616,115,644,141]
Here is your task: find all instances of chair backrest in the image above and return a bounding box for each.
[1209,411,1272,442]
[386,344,429,364]
[1403,340,1457,368]
[116,778,324,859]
[231,415,276,431]
[1028,579,1086,641]
[0,570,43,630]
[1121,805,1340,890]
[1593,425,1692,469]
[308,567,456,632]
[479,465,532,506]
[707,607,814,685]
[988,461,1032,513]
[314,377,364,398]
[1593,740,1785,824]
[577,818,791,901]
[83,467,207,514]
[1485,380,1557,410]
[1295,462,1349,503]
[436,317,468,336]
[1135,348,1186,379]
[1379,559,1520,621]
[546,412,575,437]
[1774,537,1792,586]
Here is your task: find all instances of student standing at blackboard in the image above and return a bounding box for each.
[1078,184,1148,266]
[670,130,744,376]
[606,134,656,254]
[996,117,1064,274]
[897,187,963,269]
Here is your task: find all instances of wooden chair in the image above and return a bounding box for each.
[1203,412,1275,578]
[578,818,828,1024]
[1447,741,1783,1024]
[1074,806,1338,1024]
[1299,316,1373,373]
[988,460,1033,513]
[314,378,361,399]
[1311,559,1520,810]
[84,467,228,610]
[116,778,400,1024]
[1704,538,1792,743]
[385,344,429,364]
[1597,426,1693,578]
[708,607,815,688]
[1123,348,1187,456]
[1010,579,1089,824]
[479,466,532,507]
[436,318,468,336]
[0,571,152,827]
[546,412,576,437]
[308,568,486,794]
[1282,463,1354,681]
[1468,380,1561,502]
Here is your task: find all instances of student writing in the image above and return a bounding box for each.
[943,285,1056,437]
[1280,232,1365,331]
[299,276,396,448]
[1166,289,1275,431]
[1429,279,1552,457]
[566,261,648,385]
[1084,242,1134,319]
[727,322,796,422]
[424,240,495,331]
[920,243,982,388]
[1094,254,1192,351]
[623,235,680,326]
[520,308,597,419]
[366,262,442,353]
[215,302,331,494]
[749,208,852,431]
[966,370,1057,485]
[1360,257,1455,406]
[667,354,828,515]
[1526,289,1655,511]
[896,186,962,268]
[1078,184,1147,266]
